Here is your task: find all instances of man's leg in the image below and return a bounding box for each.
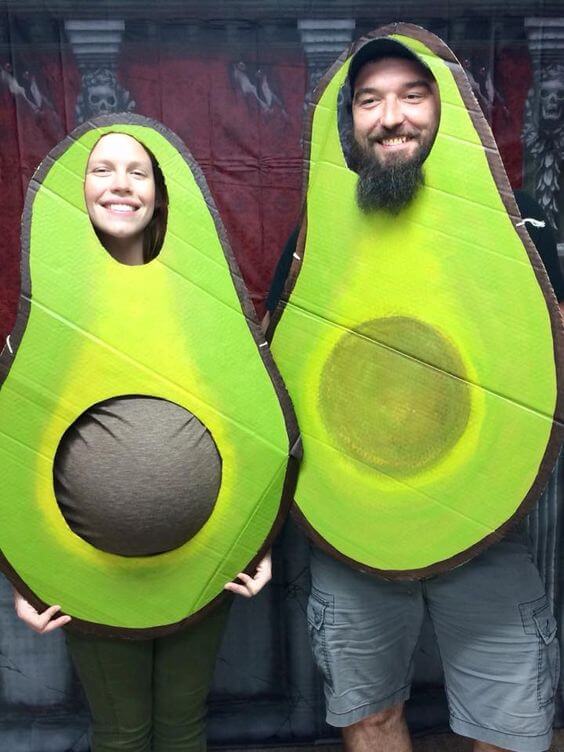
[307,546,424,735]
[427,531,558,752]
[342,703,411,752]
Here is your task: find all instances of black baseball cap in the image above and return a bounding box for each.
[347,37,434,91]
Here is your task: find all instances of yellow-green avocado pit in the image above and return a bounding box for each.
[270,24,563,577]
[0,115,298,635]
[320,316,471,476]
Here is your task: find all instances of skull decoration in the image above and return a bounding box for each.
[522,63,564,229]
[76,68,135,124]
[88,83,117,113]
[539,66,564,131]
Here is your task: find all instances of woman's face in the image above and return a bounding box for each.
[84,133,156,246]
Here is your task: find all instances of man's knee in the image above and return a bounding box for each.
[350,703,405,731]
[472,743,510,752]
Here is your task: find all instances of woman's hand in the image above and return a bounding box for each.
[13,589,71,633]
[224,551,272,598]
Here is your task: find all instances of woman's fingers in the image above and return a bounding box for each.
[224,573,254,598]
[36,605,64,630]
[224,571,265,598]
[224,551,273,598]
[224,580,252,597]
[37,604,62,623]
[13,591,71,633]
[42,614,72,633]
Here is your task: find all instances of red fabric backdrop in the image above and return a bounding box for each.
[0,37,530,345]
[0,43,306,343]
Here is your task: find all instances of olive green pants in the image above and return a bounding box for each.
[66,600,230,752]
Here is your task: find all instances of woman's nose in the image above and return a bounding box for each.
[110,170,131,193]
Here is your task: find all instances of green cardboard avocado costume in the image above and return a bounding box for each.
[268,23,564,578]
[0,114,299,637]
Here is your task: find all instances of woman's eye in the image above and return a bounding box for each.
[132,170,147,178]
[92,167,110,175]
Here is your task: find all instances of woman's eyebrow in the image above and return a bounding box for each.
[88,159,149,168]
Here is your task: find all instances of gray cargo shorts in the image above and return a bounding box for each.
[307,535,559,752]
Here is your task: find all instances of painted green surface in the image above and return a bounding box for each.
[0,123,290,629]
[271,33,559,573]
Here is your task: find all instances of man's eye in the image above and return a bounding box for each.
[406,92,424,101]
[131,170,147,178]
[360,97,377,106]
[92,167,110,175]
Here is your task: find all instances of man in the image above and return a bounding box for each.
[266,36,560,752]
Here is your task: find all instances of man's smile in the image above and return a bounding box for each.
[366,134,420,161]
[369,132,419,151]
[380,136,410,146]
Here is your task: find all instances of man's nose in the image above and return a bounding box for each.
[381,97,404,129]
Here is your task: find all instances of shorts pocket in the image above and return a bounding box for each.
[519,596,560,709]
[307,588,335,691]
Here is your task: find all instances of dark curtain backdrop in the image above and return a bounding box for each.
[0,4,562,750]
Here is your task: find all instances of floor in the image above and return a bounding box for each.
[411,732,563,752]
[223,729,564,752]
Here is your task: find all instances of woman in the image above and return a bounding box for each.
[14,131,272,752]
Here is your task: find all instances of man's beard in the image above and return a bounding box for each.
[350,139,426,215]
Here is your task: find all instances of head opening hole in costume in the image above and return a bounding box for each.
[338,37,441,174]
[84,132,168,266]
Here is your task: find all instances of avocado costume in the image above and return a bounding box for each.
[269,23,564,578]
[0,114,299,636]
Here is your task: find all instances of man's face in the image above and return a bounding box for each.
[352,56,440,168]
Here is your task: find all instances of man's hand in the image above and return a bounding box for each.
[224,551,272,598]
[13,589,71,633]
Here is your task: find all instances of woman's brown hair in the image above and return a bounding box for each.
[142,147,168,263]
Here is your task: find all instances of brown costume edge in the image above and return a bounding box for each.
[274,22,564,580]
[0,112,300,637]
